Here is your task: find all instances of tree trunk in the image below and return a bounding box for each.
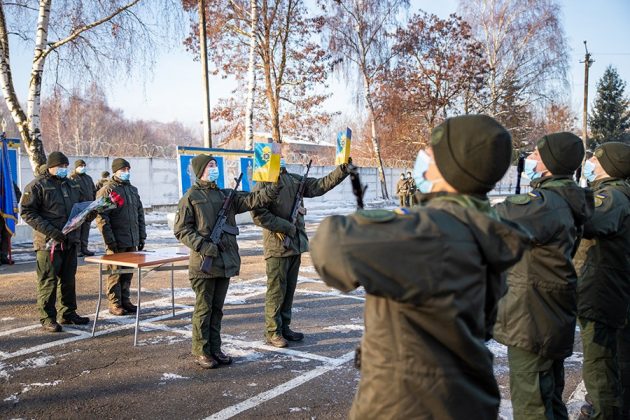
[244,0,257,150]
[362,73,389,199]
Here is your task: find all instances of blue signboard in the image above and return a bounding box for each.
[176,146,254,197]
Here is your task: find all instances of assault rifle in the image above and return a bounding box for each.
[282,160,312,249]
[347,159,367,209]
[515,153,526,194]
[200,173,243,274]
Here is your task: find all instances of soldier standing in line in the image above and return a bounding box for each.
[95,170,110,192]
[493,132,594,420]
[174,154,280,369]
[574,142,630,419]
[310,115,531,419]
[21,151,91,332]
[251,151,350,348]
[95,158,146,316]
[396,173,408,207]
[69,159,96,257]
[406,170,417,206]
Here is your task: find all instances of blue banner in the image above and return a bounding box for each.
[1,137,18,235]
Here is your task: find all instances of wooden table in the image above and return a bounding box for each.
[85,247,190,346]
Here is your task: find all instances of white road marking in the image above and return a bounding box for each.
[204,351,355,420]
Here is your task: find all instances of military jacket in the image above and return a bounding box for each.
[69,172,96,201]
[494,176,594,359]
[95,177,146,249]
[21,173,84,250]
[575,178,630,328]
[406,177,417,194]
[396,179,408,196]
[174,180,278,278]
[310,194,531,419]
[95,177,109,192]
[251,165,348,259]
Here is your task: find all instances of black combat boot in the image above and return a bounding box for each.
[282,328,304,341]
[212,350,233,365]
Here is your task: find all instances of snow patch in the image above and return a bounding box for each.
[21,380,62,393]
[137,335,187,346]
[486,340,507,358]
[14,354,56,371]
[161,373,189,381]
[4,393,18,403]
[222,344,264,363]
[247,383,257,387]
[324,325,364,333]
[565,352,583,364]
[299,266,317,274]
[1,317,15,321]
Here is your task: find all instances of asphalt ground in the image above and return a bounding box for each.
[0,214,588,419]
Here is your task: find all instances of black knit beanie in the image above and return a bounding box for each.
[537,132,584,175]
[595,142,630,178]
[112,158,131,173]
[431,115,512,194]
[47,151,69,168]
[191,154,217,178]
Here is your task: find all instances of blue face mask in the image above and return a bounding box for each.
[523,158,541,181]
[413,150,433,193]
[583,160,596,183]
[55,167,68,178]
[76,166,87,174]
[280,158,286,169]
[207,167,220,182]
[118,171,130,182]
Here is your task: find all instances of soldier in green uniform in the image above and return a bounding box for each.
[574,142,630,419]
[493,132,594,420]
[310,115,531,419]
[69,159,96,257]
[251,155,349,348]
[95,158,146,316]
[396,173,408,207]
[21,151,91,332]
[174,154,280,369]
[406,170,417,206]
[95,171,110,192]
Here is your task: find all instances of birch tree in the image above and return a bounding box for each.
[319,0,409,199]
[0,0,176,172]
[245,0,257,150]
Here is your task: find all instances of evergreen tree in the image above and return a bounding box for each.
[589,65,630,146]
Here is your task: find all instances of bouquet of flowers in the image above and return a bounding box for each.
[47,191,124,259]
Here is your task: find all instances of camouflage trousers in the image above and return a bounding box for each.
[264,255,301,337]
[36,245,78,323]
[507,346,568,420]
[580,317,622,419]
[190,276,229,356]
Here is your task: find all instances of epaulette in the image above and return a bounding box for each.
[354,209,396,224]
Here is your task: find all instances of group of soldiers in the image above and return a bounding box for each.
[20,153,146,330]
[396,170,417,207]
[15,114,630,419]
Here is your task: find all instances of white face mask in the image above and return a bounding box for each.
[413,150,433,193]
[523,158,542,181]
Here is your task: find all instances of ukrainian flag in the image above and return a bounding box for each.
[1,136,18,235]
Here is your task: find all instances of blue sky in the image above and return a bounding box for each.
[6,0,630,130]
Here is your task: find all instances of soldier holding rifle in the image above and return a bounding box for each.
[252,150,350,348]
[174,154,280,369]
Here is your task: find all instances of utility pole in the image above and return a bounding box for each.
[199,0,212,148]
[579,41,594,186]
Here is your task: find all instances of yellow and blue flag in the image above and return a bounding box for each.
[253,142,281,182]
[1,136,18,236]
[335,128,352,165]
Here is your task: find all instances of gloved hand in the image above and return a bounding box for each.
[340,158,353,174]
[52,230,65,243]
[199,241,218,257]
[287,224,297,238]
[137,241,145,251]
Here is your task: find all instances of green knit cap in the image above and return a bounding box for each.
[537,132,584,175]
[191,154,217,178]
[595,142,630,178]
[431,115,512,194]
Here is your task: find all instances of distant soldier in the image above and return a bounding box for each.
[21,151,91,332]
[95,170,110,192]
[494,133,594,419]
[310,115,531,419]
[395,173,408,206]
[251,152,349,348]
[174,154,279,369]
[406,170,417,206]
[69,159,96,257]
[574,142,630,419]
[95,158,146,316]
